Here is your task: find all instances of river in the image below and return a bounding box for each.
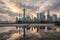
[0,25,60,40]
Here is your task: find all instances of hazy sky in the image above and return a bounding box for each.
[0,0,60,21]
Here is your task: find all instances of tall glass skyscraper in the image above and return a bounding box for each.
[40,13,45,21]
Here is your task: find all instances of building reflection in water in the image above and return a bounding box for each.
[2,26,57,40]
[16,26,57,35]
[0,26,60,40]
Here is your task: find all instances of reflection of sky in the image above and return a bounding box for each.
[0,26,60,40]
[0,27,16,33]
[0,27,23,40]
[0,27,42,40]
[0,0,60,21]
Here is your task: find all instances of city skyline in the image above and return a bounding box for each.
[0,0,60,40]
[0,0,60,21]
[16,6,59,23]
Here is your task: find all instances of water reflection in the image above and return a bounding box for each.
[0,26,60,40]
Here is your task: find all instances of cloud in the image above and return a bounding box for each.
[0,0,60,21]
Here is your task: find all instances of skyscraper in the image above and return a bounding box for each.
[16,17,18,23]
[52,14,57,22]
[34,17,37,22]
[26,16,31,22]
[40,13,45,21]
[37,13,40,22]
[47,10,52,22]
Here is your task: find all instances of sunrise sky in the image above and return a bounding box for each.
[0,0,60,21]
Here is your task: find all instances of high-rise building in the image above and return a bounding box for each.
[26,16,31,22]
[57,15,60,21]
[47,10,52,22]
[52,14,57,22]
[57,18,60,21]
[37,13,40,22]
[16,17,18,23]
[34,17,37,22]
[40,13,45,21]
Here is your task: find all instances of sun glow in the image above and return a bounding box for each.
[3,0,23,13]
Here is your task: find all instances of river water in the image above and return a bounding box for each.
[0,25,60,40]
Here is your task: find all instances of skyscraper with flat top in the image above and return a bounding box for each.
[40,13,45,21]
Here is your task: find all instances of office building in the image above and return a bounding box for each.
[52,14,57,22]
[26,16,31,22]
[40,13,45,21]
[37,13,40,22]
[47,10,52,22]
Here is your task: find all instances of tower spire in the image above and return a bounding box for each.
[23,4,25,18]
